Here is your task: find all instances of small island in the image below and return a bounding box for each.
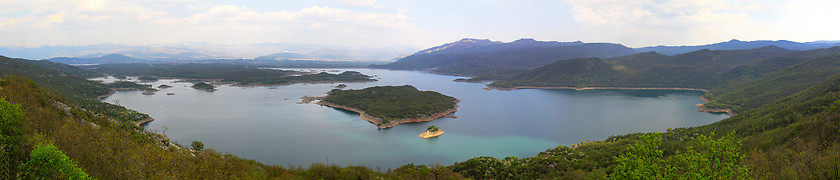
[137,75,159,82]
[191,82,217,92]
[419,125,444,139]
[315,85,460,128]
[158,84,173,89]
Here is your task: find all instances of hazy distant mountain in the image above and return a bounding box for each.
[638,39,840,55]
[47,54,147,64]
[254,52,308,60]
[0,43,417,62]
[371,38,637,76]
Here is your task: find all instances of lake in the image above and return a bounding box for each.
[96,68,728,169]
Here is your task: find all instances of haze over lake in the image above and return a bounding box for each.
[97,68,728,168]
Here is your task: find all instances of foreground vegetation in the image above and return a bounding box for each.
[322,85,458,123]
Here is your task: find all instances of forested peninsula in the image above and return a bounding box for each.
[316,85,459,128]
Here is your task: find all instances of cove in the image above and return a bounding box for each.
[96,68,729,169]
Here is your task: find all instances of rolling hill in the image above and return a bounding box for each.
[370,38,638,76]
[474,46,793,89]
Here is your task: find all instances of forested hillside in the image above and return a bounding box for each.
[475,46,792,89]
[449,63,840,179]
[371,38,637,76]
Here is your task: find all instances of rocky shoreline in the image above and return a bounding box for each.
[697,96,736,116]
[95,90,116,100]
[134,117,155,127]
[313,100,460,129]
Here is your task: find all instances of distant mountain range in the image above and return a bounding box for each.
[372,38,840,76]
[47,54,146,64]
[637,39,840,55]
[0,43,417,62]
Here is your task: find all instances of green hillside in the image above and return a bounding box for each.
[0,56,149,123]
[478,46,792,89]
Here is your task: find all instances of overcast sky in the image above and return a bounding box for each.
[1,0,838,48]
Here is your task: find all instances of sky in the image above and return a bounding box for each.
[1,0,839,49]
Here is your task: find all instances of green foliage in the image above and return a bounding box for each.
[609,132,750,180]
[105,81,154,90]
[427,125,440,132]
[190,82,215,91]
[0,98,25,178]
[191,141,204,151]
[19,143,91,180]
[610,133,669,179]
[323,85,458,120]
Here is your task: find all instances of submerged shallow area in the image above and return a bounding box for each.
[96,68,728,169]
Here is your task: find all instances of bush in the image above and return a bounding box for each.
[191,141,204,151]
[19,143,91,179]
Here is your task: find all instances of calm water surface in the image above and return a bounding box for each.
[97,68,728,169]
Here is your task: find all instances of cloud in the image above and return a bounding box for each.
[335,0,383,8]
[568,0,745,28]
[0,18,15,27]
[0,1,419,47]
[565,0,759,46]
[187,5,412,28]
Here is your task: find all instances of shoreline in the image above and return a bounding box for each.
[95,90,116,100]
[134,117,155,127]
[419,129,444,138]
[697,96,736,116]
[314,100,460,129]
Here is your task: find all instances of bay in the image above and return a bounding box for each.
[96,68,728,169]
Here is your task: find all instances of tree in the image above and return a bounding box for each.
[191,141,204,151]
[610,133,670,180]
[0,98,25,178]
[19,143,91,179]
[610,132,750,179]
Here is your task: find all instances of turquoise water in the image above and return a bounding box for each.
[97,68,728,169]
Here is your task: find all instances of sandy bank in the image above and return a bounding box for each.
[419,129,444,138]
[314,100,460,129]
[95,90,116,100]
